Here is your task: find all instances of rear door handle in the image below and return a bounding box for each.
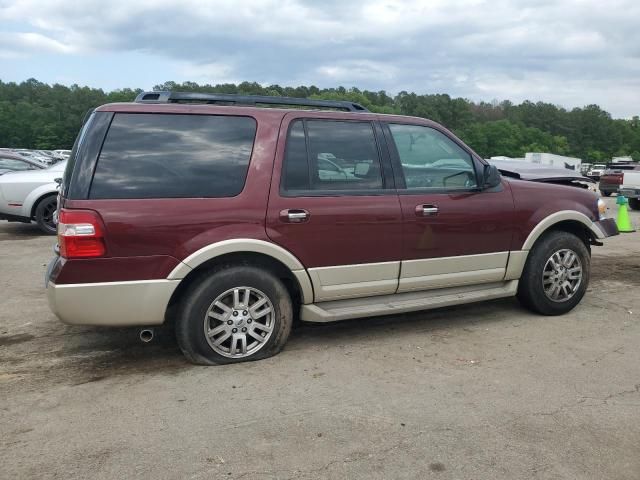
[415,204,439,216]
[280,209,310,223]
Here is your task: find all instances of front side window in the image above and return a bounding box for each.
[281,119,383,193]
[388,124,477,190]
[90,113,256,199]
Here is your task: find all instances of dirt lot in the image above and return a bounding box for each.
[1,196,639,480]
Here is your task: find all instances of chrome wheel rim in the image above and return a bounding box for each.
[542,249,582,302]
[204,287,275,358]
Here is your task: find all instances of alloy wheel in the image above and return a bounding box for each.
[542,249,583,302]
[203,287,275,358]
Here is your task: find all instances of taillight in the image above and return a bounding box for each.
[57,209,106,258]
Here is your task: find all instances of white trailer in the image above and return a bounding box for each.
[525,152,582,171]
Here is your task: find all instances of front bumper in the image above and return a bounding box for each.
[592,218,619,239]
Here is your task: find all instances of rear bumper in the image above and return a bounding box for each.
[598,183,619,193]
[619,187,640,199]
[47,278,179,326]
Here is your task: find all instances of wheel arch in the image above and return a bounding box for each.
[30,191,57,219]
[164,240,314,324]
[506,211,598,281]
[522,211,601,251]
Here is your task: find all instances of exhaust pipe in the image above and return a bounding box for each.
[139,328,154,343]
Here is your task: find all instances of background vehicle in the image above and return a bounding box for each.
[46,92,617,365]
[0,152,47,175]
[0,160,66,233]
[599,163,640,196]
[620,169,640,210]
[524,152,582,171]
[587,163,606,180]
[489,159,597,192]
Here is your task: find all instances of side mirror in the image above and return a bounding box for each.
[482,164,501,189]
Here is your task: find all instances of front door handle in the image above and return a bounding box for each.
[415,204,439,216]
[280,209,310,223]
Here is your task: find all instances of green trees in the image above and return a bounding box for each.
[0,78,638,162]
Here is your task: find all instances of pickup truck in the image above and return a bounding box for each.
[620,170,640,210]
[599,164,640,197]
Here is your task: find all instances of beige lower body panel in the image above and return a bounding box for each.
[505,251,529,280]
[398,252,509,293]
[300,280,518,322]
[47,279,179,326]
[308,261,400,302]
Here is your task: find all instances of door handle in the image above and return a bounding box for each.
[280,209,310,223]
[415,204,439,216]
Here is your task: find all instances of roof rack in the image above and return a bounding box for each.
[134,91,369,112]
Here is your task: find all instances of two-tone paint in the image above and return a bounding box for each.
[47,102,617,326]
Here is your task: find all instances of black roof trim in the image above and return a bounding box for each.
[134,91,369,112]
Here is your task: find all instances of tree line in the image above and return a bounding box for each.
[1,78,638,162]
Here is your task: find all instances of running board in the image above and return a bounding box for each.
[300,280,519,323]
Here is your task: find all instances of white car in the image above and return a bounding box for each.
[0,160,66,234]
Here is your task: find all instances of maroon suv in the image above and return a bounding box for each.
[46,91,618,365]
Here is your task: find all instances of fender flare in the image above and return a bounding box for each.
[167,239,314,304]
[521,210,603,251]
[505,210,603,281]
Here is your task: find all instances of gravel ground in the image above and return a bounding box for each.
[1,196,639,479]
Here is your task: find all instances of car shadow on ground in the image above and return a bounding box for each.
[0,221,47,240]
[13,297,525,385]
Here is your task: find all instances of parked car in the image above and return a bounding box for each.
[488,159,597,192]
[0,153,47,175]
[0,160,66,234]
[599,164,640,197]
[46,92,618,365]
[587,164,606,180]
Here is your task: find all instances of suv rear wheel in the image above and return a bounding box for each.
[517,231,590,315]
[629,198,640,210]
[176,265,293,365]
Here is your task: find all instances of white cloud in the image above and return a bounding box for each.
[1,0,639,116]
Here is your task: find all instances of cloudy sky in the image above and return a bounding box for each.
[1,0,639,117]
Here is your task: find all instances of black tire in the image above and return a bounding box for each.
[629,198,640,210]
[600,190,611,197]
[34,195,58,235]
[517,230,590,316]
[176,265,293,365]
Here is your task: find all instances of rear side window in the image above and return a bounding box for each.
[90,113,256,199]
[281,119,383,194]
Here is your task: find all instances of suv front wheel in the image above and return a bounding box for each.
[176,265,293,365]
[517,231,590,315]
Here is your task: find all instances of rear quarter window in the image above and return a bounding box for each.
[89,113,256,199]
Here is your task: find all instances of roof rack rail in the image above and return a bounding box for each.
[134,91,369,112]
